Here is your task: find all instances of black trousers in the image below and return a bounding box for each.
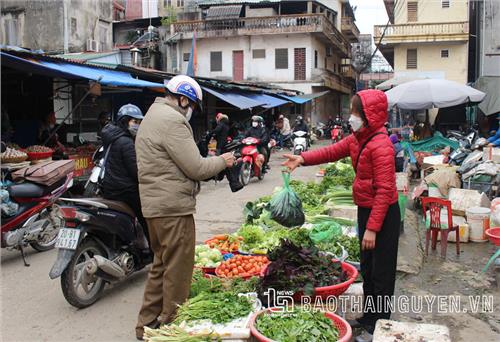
[357,202,400,333]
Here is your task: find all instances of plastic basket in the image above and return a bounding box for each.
[485,228,500,246]
[260,260,358,299]
[26,150,53,160]
[250,308,352,342]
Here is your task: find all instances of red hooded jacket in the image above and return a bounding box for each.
[301,89,398,232]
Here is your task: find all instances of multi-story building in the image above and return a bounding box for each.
[0,0,113,54]
[374,0,469,84]
[352,33,373,71]
[164,0,359,121]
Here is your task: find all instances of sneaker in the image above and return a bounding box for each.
[355,329,373,342]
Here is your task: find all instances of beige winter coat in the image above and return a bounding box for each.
[136,97,226,218]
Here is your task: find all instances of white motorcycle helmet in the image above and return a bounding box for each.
[164,75,203,109]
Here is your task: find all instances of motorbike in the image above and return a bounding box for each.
[331,125,344,143]
[293,130,308,155]
[1,173,73,266]
[83,145,104,197]
[49,197,152,308]
[239,137,265,186]
[313,122,326,139]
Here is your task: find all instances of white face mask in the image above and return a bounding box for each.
[348,114,364,132]
[186,107,193,121]
[252,122,259,128]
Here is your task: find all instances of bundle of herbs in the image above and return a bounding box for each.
[257,240,348,306]
[255,307,340,342]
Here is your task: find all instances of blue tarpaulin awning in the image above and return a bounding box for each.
[203,87,267,110]
[245,93,290,109]
[279,90,330,104]
[1,52,163,88]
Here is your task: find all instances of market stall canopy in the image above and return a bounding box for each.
[279,90,330,104]
[386,79,486,110]
[473,76,500,116]
[245,93,290,109]
[203,87,267,110]
[1,52,163,88]
[376,76,429,91]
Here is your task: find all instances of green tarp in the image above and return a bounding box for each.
[401,132,459,152]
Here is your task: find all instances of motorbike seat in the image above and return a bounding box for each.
[85,198,136,218]
[8,178,66,198]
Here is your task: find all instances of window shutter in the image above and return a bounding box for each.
[210,51,222,71]
[275,48,288,69]
[441,49,449,58]
[183,53,190,62]
[407,2,418,22]
[442,0,450,8]
[407,49,417,69]
[252,49,266,59]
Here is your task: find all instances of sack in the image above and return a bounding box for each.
[12,160,75,186]
[269,172,305,227]
[309,221,342,244]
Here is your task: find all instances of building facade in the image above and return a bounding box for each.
[352,33,373,71]
[164,0,359,121]
[1,0,113,54]
[374,0,469,84]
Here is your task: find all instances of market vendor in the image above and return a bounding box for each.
[487,113,500,147]
[283,89,399,342]
[39,111,65,152]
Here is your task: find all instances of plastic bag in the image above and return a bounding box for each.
[491,198,500,227]
[309,221,342,244]
[269,172,305,227]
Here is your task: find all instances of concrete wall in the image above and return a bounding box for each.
[394,0,468,24]
[178,34,314,82]
[393,42,468,83]
[0,0,112,53]
[246,6,277,17]
[480,0,500,77]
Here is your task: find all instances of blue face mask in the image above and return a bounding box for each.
[128,123,140,136]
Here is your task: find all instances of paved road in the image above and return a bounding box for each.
[1,151,321,342]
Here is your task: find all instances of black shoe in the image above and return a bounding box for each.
[229,181,244,193]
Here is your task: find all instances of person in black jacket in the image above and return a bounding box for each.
[245,115,271,172]
[212,113,230,154]
[101,104,149,244]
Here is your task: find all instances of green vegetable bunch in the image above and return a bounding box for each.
[255,308,340,342]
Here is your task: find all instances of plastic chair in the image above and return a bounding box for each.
[421,197,460,258]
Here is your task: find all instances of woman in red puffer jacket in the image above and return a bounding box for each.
[284,89,399,341]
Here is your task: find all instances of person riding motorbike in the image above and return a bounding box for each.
[278,114,291,148]
[211,113,230,154]
[100,104,149,247]
[293,115,309,133]
[245,115,270,172]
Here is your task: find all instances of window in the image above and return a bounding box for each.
[4,18,19,46]
[71,18,77,36]
[183,52,190,62]
[324,57,327,69]
[210,51,222,71]
[407,49,417,69]
[176,0,184,7]
[275,48,288,69]
[252,49,265,59]
[99,24,108,51]
[407,2,418,22]
[171,43,178,70]
[441,49,449,58]
[442,0,450,8]
[314,50,318,68]
[164,0,172,6]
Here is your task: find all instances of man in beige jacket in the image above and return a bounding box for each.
[135,75,235,339]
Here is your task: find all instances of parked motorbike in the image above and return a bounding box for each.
[49,197,151,308]
[293,130,308,155]
[313,122,326,139]
[331,125,344,143]
[239,137,265,185]
[83,146,104,197]
[1,173,73,266]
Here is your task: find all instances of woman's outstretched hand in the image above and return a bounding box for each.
[282,154,304,172]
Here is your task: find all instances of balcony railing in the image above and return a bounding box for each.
[374,21,469,43]
[341,17,360,42]
[172,14,351,57]
[312,68,354,94]
[341,64,356,80]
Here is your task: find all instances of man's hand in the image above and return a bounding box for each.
[282,154,304,172]
[221,152,236,167]
[362,229,377,250]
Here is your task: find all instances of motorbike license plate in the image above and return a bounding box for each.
[55,228,81,250]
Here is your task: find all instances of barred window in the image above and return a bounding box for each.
[210,51,222,71]
[407,49,417,69]
[275,48,288,69]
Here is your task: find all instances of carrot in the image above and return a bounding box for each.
[214,234,228,241]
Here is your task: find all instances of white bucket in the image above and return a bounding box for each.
[466,207,491,242]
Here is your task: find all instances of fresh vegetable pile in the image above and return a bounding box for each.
[257,241,348,304]
[317,235,360,263]
[205,234,241,253]
[174,291,253,325]
[255,308,340,342]
[194,245,222,268]
[143,325,213,342]
[322,159,355,189]
[216,255,269,278]
[236,224,289,254]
